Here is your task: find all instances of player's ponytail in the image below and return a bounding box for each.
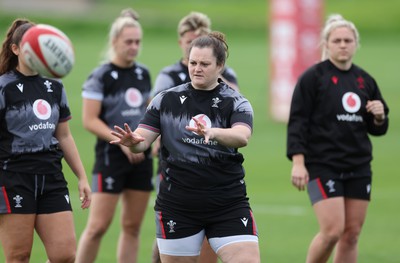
[0,19,34,75]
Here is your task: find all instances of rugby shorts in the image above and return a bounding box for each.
[91,157,153,193]
[0,171,72,214]
[155,205,258,256]
[307,164,372,204]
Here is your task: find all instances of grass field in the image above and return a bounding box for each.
[1,0,399,262]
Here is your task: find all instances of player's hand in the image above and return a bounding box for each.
[291,163,309,191]
[110,123,145,147]
[185,117,214,143]
[366,100,385,123]
[78,177,91,209]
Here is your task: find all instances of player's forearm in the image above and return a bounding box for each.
[129,140,149,153]
[211,127,250,148]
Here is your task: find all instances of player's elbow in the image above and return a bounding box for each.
[236,134,250,148]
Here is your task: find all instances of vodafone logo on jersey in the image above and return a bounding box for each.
[337,92,363,122]
[342,92,361,113]
[33,99,51,120]
[125,88,143,108]
[182,114,217,146]
[188,114,212,134]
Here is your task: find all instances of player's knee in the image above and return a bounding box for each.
[121,220,141,236]
[85,224,109,240]
[46,239,76,263]
[321,223,345,244]
[47,250,75,263]
[321,230,342,246]
[8,249,31,262]
[341,228,362,246]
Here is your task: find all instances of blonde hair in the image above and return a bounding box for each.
[320,14,360,61]
[325,13,344,25]
[177,12,211,37]
[105,9,142,60]
[119,8,140,20]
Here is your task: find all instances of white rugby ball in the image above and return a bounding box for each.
[20,24,75,78]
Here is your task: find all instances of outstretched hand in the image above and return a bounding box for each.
[110,123,145,147]
[185,117,213,143]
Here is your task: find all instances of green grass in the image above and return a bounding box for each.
[1,0,400,262]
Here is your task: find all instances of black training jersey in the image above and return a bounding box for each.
[0,70,71,173]
[151,60,238,97]
[287,60,389,171]
[82,62,152,170]
[140,81,253,192]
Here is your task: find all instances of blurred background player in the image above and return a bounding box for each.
[287,14,389,263]
[76,8,153,263]
[0,18,91,263]
[320,13,346,61]
[151,11,240,263]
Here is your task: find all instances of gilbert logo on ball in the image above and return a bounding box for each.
[21,24,74,78]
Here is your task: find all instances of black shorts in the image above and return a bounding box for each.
[155,202,257,240]
[307,164,372,204]
[91,157,154,193]
[154,172,256,238]
[0,171,72,214]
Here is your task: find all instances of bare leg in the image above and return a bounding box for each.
[151,239,161,263]
[306,197,345,263]
[0,214,35,263]
[217,241,260,263]
[160,254,199,263]
[333,198,369,263]
[75,193,119,263]
[199,238,218,263]
[117,189,151,263]
[36,211,76,263]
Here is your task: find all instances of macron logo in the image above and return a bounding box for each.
[241,217,249,227]
[180,95,187,104]
[17,83,24,92]
[64,195,70,204]
[178,72,187,82]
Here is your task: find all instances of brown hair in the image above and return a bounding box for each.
[190,31,229,66]
[0,19,35,75]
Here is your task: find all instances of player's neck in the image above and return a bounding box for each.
[16,63,37,76]
[329,58,352,71]
[112,58,134,68]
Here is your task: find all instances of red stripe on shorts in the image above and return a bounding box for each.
[316,178,328,199]
[159,211,166,238]
[97,173,103,192]
[250,210,257,235]
[1,186,11,213]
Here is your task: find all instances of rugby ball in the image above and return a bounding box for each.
[20,24,75,78]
